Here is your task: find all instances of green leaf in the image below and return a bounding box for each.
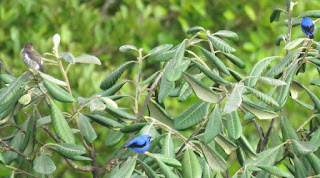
[257,166,292,177]
[152,153,181,167]
[161,133,175,158]
[178,73,204,102]
[222,53,245,69]
[214,30,239,41]
[200,141,227,172]
[18,93,31,105]
[244,144,282,166]
[94,81,127,97]
[139,124,159,138]
[70,155,92,161]
[78,113,97,143]
[183,72,219,103]
[62,52,76,64]
[140,71,160,85]
[310,78,320,86]
[147,99,174,128]
[226,111,242,140]
[74,54,101,65]
[298,10,320,18]
[201,159,213,178]
[152,49,175,62]
[33,153,56,175]
[207,35,236,53]
[258,77,287,86]
[139,160,160,178]
[120,123,149,133]
[182,148,202,178]
[109,157,137,178]
[191,60,229,85]
[291,98,314,110]
[291,140,316,155]
[43,79,75,103]
[0,152,5,165]
[174,101,209,130]
[0,74,16,84]
[284,38,306,50]
[39,72,66,86]
[199,47,230,75]
[299,83,320,112]
[275,34,287,46]
[214,134,237,154]
[280,113,299,142]
[158,70,175,103]
[50,143,86,157]
[105,104,136,121]
[245,56,279,87]
[238,134,257,160]
[4,132,23,165]
[166,40,186,81]
[266,50,298,77]
[0,74,26,106]
[153,155,179,178]
[186,26,205,35]
[306,153,320,174]
[228,68,244,82]
[119,45,137,52]
[21,111,36,152]
[100,61,134,90]
[204,106,222,143]
[270,8,283,23]
[224,86,242,113]
[294,155,308,178]
[286,0,291,12]
[86,114,123,130]
[241,100,278,120]
[245,87,279,107]
[50,100,75,144]
[105,130,124,146]
[148,44,173,56]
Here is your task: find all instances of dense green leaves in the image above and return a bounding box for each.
[214,30,239,41]
[50,143,86,157]
[50,100,75,144]
[226,111,242,140]
[200,141,227,172]
[224,86,242,113]
[207,35,236,53]
[174,101,209,130]
[199,47,230,75]
[166,40,186,81]
[74,55,101,65]
[109,157,137,178]
[204,106,221,143]
[33,153,56,175]
[86,114,123,129]
[182,148,202,178]
[43,79,75,103]
[270,8,283,23]
[78,113,97,143]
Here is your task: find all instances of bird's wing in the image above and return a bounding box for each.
[302,24,315,35]
[27,50,42,64]
[126,137,147,148]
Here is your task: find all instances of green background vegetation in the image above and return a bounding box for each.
[1,0,320,177]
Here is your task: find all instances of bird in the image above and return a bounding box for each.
[21,43,45,72]
[301,17,315,39]
[125,134,151,153]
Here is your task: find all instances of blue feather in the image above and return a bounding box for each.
[301,17,315,39]
[126,134,151,153]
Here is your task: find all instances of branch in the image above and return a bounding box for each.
[0,139,32,162]
[0,60,14,76]
[3,165,37,178]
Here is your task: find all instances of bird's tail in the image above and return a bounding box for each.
[309,34,314,39]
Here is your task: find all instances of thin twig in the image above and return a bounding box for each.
[0,139,32,162]
[0,60,14,76]
[3,165,38,178]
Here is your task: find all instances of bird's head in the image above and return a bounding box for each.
[301,17,313,27]
[140,134,152,141]
[24,43,34,49]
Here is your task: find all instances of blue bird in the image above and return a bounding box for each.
[301,17,315,39]
[125,134,151,153]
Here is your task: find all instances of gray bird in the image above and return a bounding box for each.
[21,43,45,72]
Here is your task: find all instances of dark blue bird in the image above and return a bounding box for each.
[126,134,151,153]
[301,17,315,39]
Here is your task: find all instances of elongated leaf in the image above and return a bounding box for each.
[174,101,209,130]
[257,166,292,177]
[191,60,229,85]
[199,47,230,75]
[291,140,316,155]
[140,124,159,138]
[226,111,242,140]
[204,106,221,143]
[186,26,205,35]
[0,152,5,165]
[244,144,282,166]
[306,153,320,174]
[242,100,277,120]
[119,45,137,52]
[224,86,242,113]
[294,155,308,178]
[86,114,123,130]
[245,56,279,87]
[50,100,75,144]
[158,70,175,103]
[266,50,298,77]
[222,53,245,69]
[166,40,186,81]
[110,157,136,178]
[43,79,75,103]
[0,74,26,106]
[161,133,175,158]
[78,113,97,143]
[33,153,56,175]
[120,123,149,133]
[207,35,235,53]
[275,34,287,46]
[153,156,179,178]
[75,54,101,65]
[182,148,202,178]
[298,10,320,18]
[148,44,173,56]
[214,134,237,154]
[62,52,76,64]
[258,77,286,86]
[238,135,257,160]
[39,72,66,86]
[228,67,244,82]
[140,71,160,85]
[152,153,181,167]
[246,87,279,107]
[105,104,136,121]
[214,30,239,41]
[100,61,134,90]
[147,99,174,128]
[270,8,283,23]
[310,78,320,86]
[21,112,36,152]
[300,83,320,112]
[284,38,306,50]
[292,97,314,110]
[105,130,124,146]
[94,81,127,97]
[178,73,204,102]
[152,49,175,62]
[50,143,86,157]
[0,74,16,84]
[183,72,219,103]
[4,132,23,165]
[139,160,160,178]
[200,141,227,172]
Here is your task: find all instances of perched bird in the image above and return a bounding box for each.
[301,17,315,39]
[21,43,45,72]
[125,134,151,153]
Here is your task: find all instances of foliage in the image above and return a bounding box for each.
[2,0,320,177]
